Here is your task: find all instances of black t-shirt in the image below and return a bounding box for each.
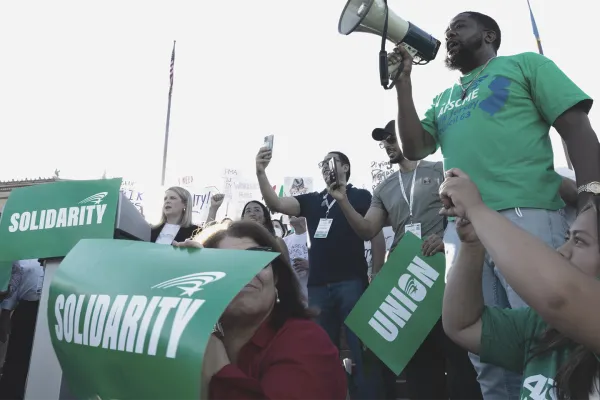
[295,185,371,286]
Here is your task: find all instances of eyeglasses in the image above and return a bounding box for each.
[318,157,338,169]
[378,135,397,149]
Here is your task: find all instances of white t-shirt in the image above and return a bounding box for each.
[156,223,181,245]
[283,232,309,300]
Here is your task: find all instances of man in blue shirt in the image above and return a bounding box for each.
[0,259,44,400]
[256,147,385,399]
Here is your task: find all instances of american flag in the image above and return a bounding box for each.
[169,41,176,96]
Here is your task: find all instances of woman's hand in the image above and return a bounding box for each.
[173,239,203,248]
[455,218,481,246]
[210,194,225,210]
[439,168,485,219]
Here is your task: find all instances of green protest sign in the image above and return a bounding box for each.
[0,179,122,262]
[48,239,276,400]
[345,232,445,375]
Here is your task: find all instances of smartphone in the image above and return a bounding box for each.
[263,135,274,150]
[328,157,338,187]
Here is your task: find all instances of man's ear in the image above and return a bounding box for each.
[484,30,496,46]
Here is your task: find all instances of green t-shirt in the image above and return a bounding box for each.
[421,52,592,211]
[480,306,598,399]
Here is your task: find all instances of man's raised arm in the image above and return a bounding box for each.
[392,46,437,161]
[328,185,387,241]
[255,148,301,216]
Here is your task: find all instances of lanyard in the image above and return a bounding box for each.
[398,161,420,218]
[322,194,336,218]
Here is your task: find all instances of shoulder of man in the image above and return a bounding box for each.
[417,160,442,170]
[374,170,399,193]
[510,51,551,64]
[348,185,372,197]
[498,52,555,76]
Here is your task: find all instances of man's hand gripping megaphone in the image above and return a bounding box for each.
[388,44,419,82]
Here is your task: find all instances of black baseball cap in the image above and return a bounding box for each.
[372,120,396,141]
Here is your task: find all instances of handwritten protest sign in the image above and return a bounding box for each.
[222,168,239,200]
[120,180,144,216]
[48,239,276,399]
[370,160,397,191]
[283,177,313,196]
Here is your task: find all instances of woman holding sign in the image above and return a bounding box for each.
[440,169,600,399]
[176,221,347,399]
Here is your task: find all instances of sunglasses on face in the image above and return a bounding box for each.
[378,134,398,148]
[247,246,276,270]
[247,246,273,252]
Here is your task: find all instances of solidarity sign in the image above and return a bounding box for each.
[49,239,276,399]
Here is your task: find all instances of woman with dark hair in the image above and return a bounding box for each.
[239,200,290,264]
[440,169,600,399]
[175,222,347,399]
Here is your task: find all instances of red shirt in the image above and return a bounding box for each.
[209,318,347,399]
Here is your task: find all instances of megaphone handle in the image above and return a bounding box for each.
[388,56,404,81]
[379,50,389,87]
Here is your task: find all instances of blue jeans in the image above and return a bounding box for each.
[308,279,374,400]
[443,208,568,400]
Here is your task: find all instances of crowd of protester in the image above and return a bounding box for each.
[1,10,600,400]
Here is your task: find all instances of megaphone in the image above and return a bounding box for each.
[338,0,441,88]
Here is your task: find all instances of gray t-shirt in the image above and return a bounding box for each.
[371,160,445,250]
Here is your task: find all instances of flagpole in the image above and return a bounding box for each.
[526,0,573,170]
[161,41,176,186]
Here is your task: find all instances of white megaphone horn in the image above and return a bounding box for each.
[338,0,441,88]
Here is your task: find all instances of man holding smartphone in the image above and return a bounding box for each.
[255,146,385,400]
[327,120,482,400]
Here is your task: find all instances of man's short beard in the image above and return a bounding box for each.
[444,36,483,72]
[389,153,404,164]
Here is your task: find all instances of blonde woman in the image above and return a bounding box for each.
[150,186,200,244]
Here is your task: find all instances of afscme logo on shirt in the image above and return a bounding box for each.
[368,256,440,342]
[522,374,555,399]
[7,192,109,233]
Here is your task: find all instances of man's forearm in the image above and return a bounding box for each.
[256,171,281,212]
[206,206,219,223]
[559,177,578,208]
[555,109,600,209]
[443,243,486,333]
[396,79,432,160]
[370,230,386,274]
[565,134,600,209]
[338,199,379,240]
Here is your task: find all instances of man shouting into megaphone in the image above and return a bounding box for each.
[390,10,600,400]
